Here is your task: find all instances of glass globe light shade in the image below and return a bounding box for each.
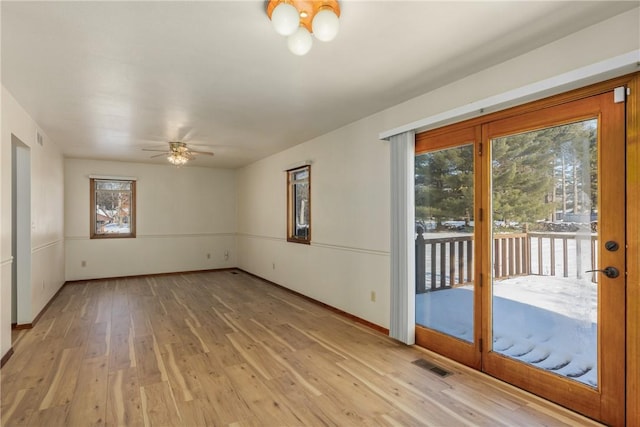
[287,27,313,56]
[312,8,339,42]
[271,3,300,36]
[168,153,188,166]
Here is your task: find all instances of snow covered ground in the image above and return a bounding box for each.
[103,223,131,233]
[416,275,597,387]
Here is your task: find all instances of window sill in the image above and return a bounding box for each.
[90,233,136,240]
[287,238,311,245]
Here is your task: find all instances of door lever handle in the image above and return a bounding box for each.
[585,266,619,279]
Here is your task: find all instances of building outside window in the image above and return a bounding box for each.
[90,178,136,239]
[287,165,310,243]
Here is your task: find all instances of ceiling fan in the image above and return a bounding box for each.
[142,141,213,166]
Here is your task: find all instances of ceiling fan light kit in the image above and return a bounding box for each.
[267,0,340,56]
[167,152,190,166]
[142,141,213,166]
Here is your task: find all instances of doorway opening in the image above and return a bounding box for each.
[11,134,31,336]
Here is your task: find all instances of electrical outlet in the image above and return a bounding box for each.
[206,253,211,259]
[224,250,229,261]
[81,260,87,267]
[370,291,376,302]
[272,263,276,270]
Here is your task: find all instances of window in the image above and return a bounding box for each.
[287,165,310,243]
[90,178,136,239]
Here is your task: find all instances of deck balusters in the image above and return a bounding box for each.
[415,230,598,291]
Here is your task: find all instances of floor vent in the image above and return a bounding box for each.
[412,359,452,378]
[231,271,239,275]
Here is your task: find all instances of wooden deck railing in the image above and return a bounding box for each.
[415,234,473,293]
[415,228,598,293]
[526,232,598,279]
[493,233,529,278]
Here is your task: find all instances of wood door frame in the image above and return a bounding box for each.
[416,73,640,425]
[414,125,483,370]
[481,92,625,425]
[626,73,640,426]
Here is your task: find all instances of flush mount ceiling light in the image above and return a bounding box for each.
[267,0,340,56]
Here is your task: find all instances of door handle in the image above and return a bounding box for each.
[585,266,620,279]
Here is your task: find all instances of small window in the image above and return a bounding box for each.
[287,165,310,243]
[90,178,136,239]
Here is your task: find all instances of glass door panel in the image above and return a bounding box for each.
[481,91,625,425]
[415,144,475,343]
[490,119,598,386]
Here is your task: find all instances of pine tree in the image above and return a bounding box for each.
[492,130,555,225]
[415,119,596,232]
[415,144,473,228]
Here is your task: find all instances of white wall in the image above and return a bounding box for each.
[64,159,237,280]
[375,8,640,135]
[1,86,65,360]
[236,8,640,330]
[237,128,391,328]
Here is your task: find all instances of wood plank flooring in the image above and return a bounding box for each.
[1,270,603,426]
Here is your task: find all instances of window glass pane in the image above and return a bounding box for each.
[415,144,474,343]
[490,119,598,387]
[293,181,309,239]
[95,180,131,191]
[294,170,308,181]
[288,166,310,242]
[92,179,135,238]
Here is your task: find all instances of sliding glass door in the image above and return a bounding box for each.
[414,127,482,369]
[415,90,626,424]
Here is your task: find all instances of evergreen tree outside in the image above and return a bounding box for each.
[491,130,554,226]
[415,119,596,234]
[415,144,473,230]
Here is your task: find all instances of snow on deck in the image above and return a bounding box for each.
[416,275,597,387]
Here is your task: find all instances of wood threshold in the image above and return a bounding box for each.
[11,280,69,330]
[1,347,14,368]
[238,269,389,336]
[414,345,604,423]
[12,323,33,330]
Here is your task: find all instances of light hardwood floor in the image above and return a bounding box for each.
[1,270,602,426]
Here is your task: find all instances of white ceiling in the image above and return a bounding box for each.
[2,1,637,168]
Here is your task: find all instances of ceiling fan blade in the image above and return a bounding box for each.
[150,153,169,158]
[180,127,197,141]
[185,142,215,150]
[142,148,170,152]
[190,150,214,156]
